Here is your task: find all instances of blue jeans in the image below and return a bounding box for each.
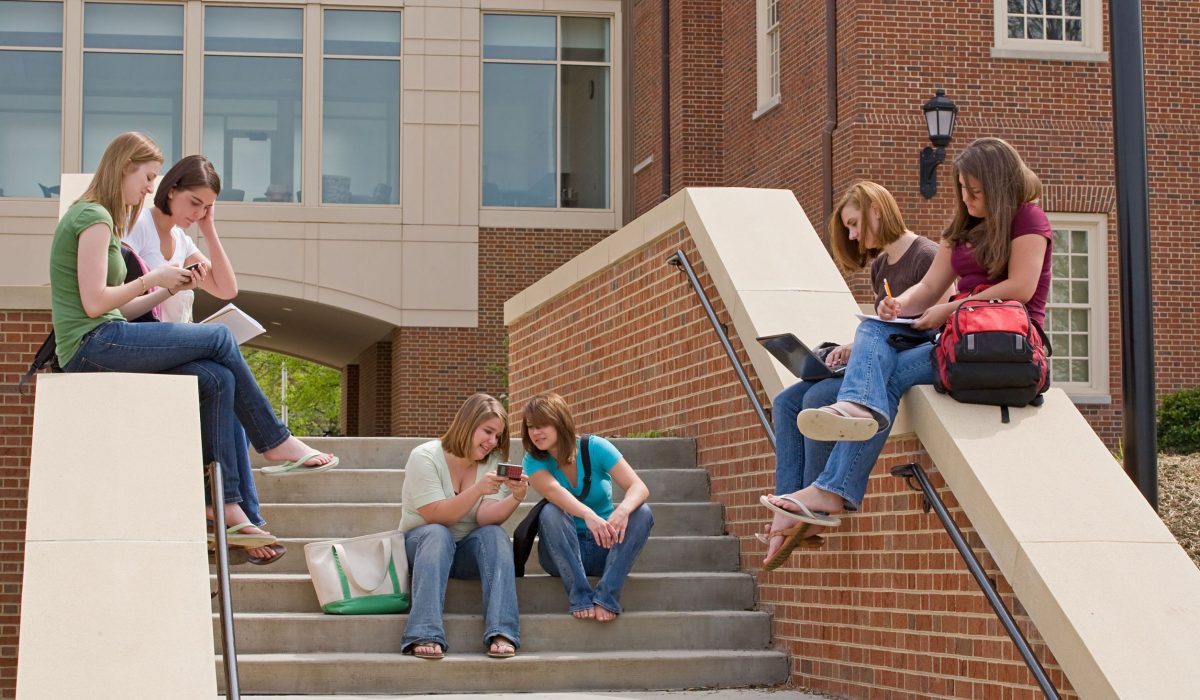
[62,320,291,504]
[234,423,264,526]
[772,378,841,495]
[536,502,654,614]
[401,524,520,653]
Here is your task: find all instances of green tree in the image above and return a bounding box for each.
[243,348,342,437]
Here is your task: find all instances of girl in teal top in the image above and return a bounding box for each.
[521,391,653,622]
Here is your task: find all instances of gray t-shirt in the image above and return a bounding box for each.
[870,234,939,305]
[399,439,510,541]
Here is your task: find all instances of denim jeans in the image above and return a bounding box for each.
[536,502,653,614]
[772,378,841,495]
[401,523,520,653]
[233,423,264,525]
[62,320,291,504]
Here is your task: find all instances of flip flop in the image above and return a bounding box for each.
[247,543,287,566]
[754,531,825,549]
[208,546,250,566]
[261,451,339,477]
[761,521,817,571]
[796,403,878,441]
[759,494,842,526]
[487,638,517,658]
[409,642,444,660]
[207,521,277,548]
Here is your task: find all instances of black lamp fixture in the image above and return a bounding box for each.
[919,89,958,199]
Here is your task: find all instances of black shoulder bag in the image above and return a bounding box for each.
[512,434,592,577]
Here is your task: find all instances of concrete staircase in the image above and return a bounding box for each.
[215,437,789,694]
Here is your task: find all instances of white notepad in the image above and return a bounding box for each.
[199,303,266,345]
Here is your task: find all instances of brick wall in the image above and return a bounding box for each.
[507,230,1077,698]
[354,342,392,437]
[0,311,52,697]
[388,228,611,436]
[340,364,359,436]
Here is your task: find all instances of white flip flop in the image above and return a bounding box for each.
[796,403,878,441]
[759,494,842,527]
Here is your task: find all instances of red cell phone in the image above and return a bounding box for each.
[496,463,523,480]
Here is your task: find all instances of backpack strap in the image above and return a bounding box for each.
[578,434,594,501]
[18,331,58,396]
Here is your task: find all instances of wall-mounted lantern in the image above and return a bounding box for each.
[920,89,958,199]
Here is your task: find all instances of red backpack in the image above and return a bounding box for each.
[933,297,1052,422]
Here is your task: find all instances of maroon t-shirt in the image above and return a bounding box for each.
[950,202,1053,324]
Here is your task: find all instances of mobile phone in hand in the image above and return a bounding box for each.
[496,463,523,480]
[185,263,201,272]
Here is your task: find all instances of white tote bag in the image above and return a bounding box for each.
[304,530,410,615]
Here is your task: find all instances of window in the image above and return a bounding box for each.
[0,0,63,198]
[753,0,780,118]
[993,0,1106,61]
[482,14,611,210]
[1045,214,1108,397]
[203,6,303,203]
[321,10,401,205]
[82,2,183,171]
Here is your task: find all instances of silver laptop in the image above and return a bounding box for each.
[756,333,845,380]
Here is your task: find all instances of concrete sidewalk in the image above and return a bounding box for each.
[246,690,835,700]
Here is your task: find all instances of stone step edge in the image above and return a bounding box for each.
[217,649,786,663]
[215,610,766,621]
[214,571,751,583]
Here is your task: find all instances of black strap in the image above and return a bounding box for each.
[577,434,593,501]
[1000,405,1010,423]
[18,331,58,395]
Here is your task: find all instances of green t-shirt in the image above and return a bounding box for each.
[399,440,511,542]
[50,201,126,366]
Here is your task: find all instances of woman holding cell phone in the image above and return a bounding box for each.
[399,393,526,659]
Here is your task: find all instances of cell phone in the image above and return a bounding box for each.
[185,263,201,272]
[496,463,523,480]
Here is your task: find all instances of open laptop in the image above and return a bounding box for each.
[756,333,845,381]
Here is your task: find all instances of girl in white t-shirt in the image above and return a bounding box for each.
[126,155,282,565]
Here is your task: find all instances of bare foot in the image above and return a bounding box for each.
[246,545,280,562]
[261,436,336,466]
[207,502,264,530]
[572,607,595,620]
[593,605,618,622]
[825,400,874,419]
[487,637,516,657]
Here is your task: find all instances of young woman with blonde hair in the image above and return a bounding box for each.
[49,132,337,552]
[762,181,938,569]
[763,138,1053,563]
[521,392,653,622]
[399,393,526,659]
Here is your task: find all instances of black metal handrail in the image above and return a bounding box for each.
[666,250,775,449]
[209,461,241,699]
[892,463,1061,699]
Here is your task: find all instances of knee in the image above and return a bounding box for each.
[194,360,234,397]
[412,525,455,558]
[628,504,654,530]
[802,380,840,410]
[538,502,571,528]
[477,524,511,551]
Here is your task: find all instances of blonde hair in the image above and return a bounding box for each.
[828,181,910,273]
[80,132,163,239]
[520,391,577,466]
[943,137,1042,278]
[440,393,509,462]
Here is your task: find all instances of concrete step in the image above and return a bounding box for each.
[216,610,773,654]
[255,468,711,504]
[255,437,697,471]
[259,501,725,538]
[217,572,757,614]
[224,535,738,576]
[216,649,790,694]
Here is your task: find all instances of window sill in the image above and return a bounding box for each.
[990,46,1109,63]
[479,207,619,231]
[1067,393,1112,405]
[752,95,781,121]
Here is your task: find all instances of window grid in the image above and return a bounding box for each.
[1046,227,1091,385]
[767,0,780,98]
[1006,0,1083,42]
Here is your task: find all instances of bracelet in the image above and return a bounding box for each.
[167,286,175,296]
[138,277,146,294]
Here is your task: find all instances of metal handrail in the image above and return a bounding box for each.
[666,250,775,448]
[892,463,1061,699]
[209,461,241,699]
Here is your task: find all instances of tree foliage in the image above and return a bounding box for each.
[243,348,342,437]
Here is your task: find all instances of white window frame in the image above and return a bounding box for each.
[753,0,780,119]
[1046,212,1109,400]
[992,0,1107,62]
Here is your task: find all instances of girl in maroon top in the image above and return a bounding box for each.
[762,138,1053,555]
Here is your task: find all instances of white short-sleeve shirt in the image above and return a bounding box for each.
[125,208,200,322]
[399,440,510,541]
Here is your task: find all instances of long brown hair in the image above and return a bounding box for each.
[80,132,163,239]
[155,155,221,214]
[520,391,577,466]
[942,137,1041,278]
[828,181,910,273]
[440,393,509,462]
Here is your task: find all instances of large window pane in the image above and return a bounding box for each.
[482,63,555,208]
[0,1,62,47]
[561,16,609,62]
[322,59,400,204]
[82,53,182,171]
[560,64,608,208]
[205,7,302,54]
[0,50,61,198]
[85,2,182,51]
[483,15,555,61]
[325,10,400,57]
[203,56,302,203]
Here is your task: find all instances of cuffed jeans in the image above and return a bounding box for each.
[401,523,520,653]
[536,502,653,615]
[62,320,291,504]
